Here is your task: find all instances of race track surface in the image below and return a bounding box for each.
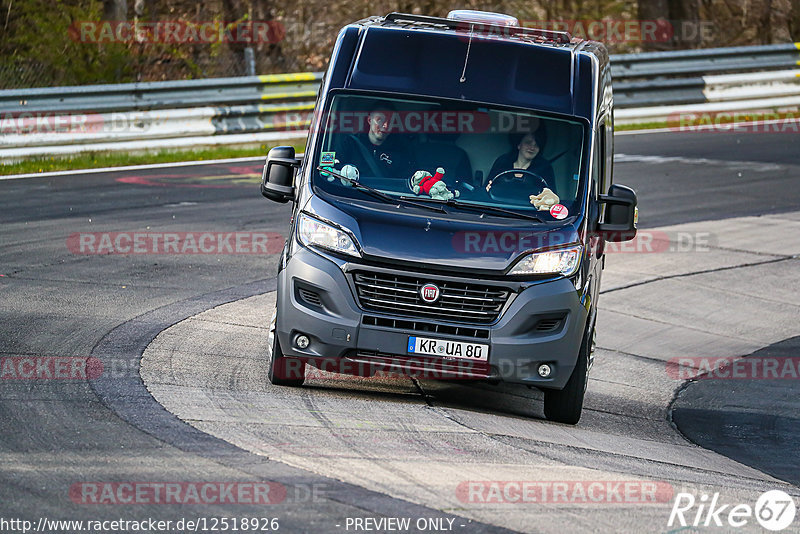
[1,130,798,533]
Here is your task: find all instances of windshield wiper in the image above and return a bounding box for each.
[398,196,544,223]
[316,166,445,213]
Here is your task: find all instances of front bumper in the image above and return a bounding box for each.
[276,246,589,389]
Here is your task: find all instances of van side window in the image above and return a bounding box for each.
[592,126,604,196]
[603,119,613,193]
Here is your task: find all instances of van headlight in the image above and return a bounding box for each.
[508,245,582,276]
[297,213,360,257]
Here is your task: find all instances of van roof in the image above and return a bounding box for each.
[370,12,579,47]
[327,13,610,121]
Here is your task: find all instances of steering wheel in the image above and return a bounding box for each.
[486,169,548,202]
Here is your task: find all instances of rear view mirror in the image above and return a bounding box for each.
[261,146,301,203]
[598,184,637,242]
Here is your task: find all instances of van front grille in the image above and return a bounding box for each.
[353,271,510,324]
[362,315,490,339]
[534,318,562,332]
[298,288,322,307]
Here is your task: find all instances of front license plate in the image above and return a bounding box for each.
[407,336,489,361]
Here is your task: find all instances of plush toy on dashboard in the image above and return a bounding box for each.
[337,164,360,186]
[529,187,560,210]
[410,167,460,201]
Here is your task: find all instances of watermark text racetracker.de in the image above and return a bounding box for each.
[70,481,328,505]
[1,356,155,381]
[1,356,102,380]
[70,20,284,44]
[274,109,539,135]
[1,111,149,135]
[67,232,285,255]
[668,109,800,133]
[455,19,714,44]
[667,356,800,380]
[452,230,715,255]
[457,480,674,504]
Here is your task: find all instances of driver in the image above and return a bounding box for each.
[486,128,554,196]
[336,101,414,179]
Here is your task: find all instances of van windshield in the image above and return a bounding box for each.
[312,93,587,221]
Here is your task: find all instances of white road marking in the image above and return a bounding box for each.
[0,156,266,181]
[615,153,782,172]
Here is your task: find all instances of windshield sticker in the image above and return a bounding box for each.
[320,151,336,166]
[550,204,569,219]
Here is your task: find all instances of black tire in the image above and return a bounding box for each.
[543,324,592,425]
[267,307,305,387]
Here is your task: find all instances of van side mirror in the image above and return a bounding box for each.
[598,184,637,242]
[261,146,301,203]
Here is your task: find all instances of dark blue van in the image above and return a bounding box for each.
[260,11,637,424]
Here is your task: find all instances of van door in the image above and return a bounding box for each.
[586,122,607,312]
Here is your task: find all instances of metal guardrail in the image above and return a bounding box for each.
[615,69,800,124]
[0,73,322,114]
[1,43,798,161]
[612,43,800,110]
[0,73,322,160]
[612,43,800,124]
[610,43,800,79]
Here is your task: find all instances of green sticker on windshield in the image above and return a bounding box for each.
[320,152,336,166]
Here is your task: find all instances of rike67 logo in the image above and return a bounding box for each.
[669,490,797,531]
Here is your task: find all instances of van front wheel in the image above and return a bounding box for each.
[267,306,305,387]
[543,325,591,425]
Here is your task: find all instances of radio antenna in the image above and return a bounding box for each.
[460,24,474,83]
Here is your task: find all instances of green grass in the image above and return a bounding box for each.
[0,143,306,176]
[616,121,669,131]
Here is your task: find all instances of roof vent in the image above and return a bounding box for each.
[446,10,519,27]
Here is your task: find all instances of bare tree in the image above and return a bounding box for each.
[671,0,701,48]
[103,0,127,21]
[638,0,702,50]
[765,0,793,43]
[250,0,291,75]
[133,0,147,18]
[792,0,800,41]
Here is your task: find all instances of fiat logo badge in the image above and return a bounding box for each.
[420,283,440,303]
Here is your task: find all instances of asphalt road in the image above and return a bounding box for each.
[672,335,800,486]
[1,129,798,533]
